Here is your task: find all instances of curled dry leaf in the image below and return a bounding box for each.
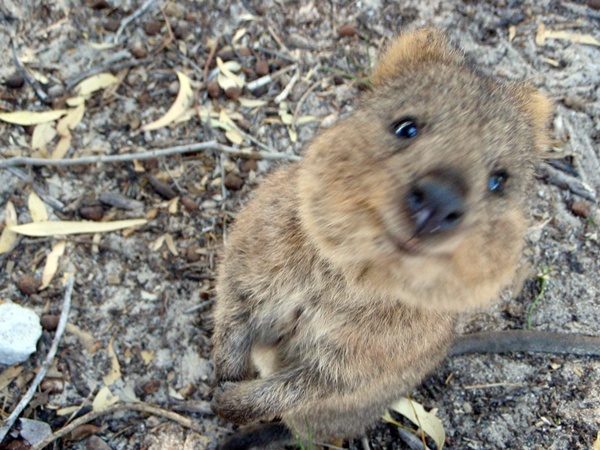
[594,432,600,450]
[164,233,178,256]
[92,386,120,411]
[31,122,58,150]
[9,218,147,237]
[0,109,67,126]
[0,201,18,255]
[28,191,48,222]
[216,57,244,87]
[142,71,194,131]
[0,364,23,391]
[65,323,95,351]
[41,240,66,290]
[384,397,446,450]
[52,135,72,160]
[76,72,119,96]
[238,97,268,108]
[102,338,122,386]
[57,103,85,136]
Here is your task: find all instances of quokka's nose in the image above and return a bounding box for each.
[405,171,466,235]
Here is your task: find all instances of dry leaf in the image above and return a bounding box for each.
[65,323,95,351]
[216,57,244,87]
[57,103,85,136]
[232,28,247,43]
[52,135,72,160]
[384,397,446,450]
[102,338,122,386]
[114,383,140,403]
[593,431,600,450]
[0,201,19,255]
[28,191,48,222]
[238,97,268,108]
[76,73,119,96]
[167,197,179,214]
[31,122,58,150]
[9,218,147,237]
[0,110,67,126]
[217,72,238,91]
[536,23,600,47]
[142,71,194,131]
[164,233,178,256]
[88,42,116,50]
[0,364,23,391]
[56,406,81,416]
[288,128,297,143]
[41,241,66,290]
[66,96,86,107]
[92,386,120,411]
[225,129,244,144]
[508,25,516,42]
[149,234,166,252]
[296,115,320,125]
[140,350,155,365]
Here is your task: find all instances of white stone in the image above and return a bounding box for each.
[0,302,42,365]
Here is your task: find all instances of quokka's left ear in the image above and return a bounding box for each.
[371,28,464,86]
[513,84,554,153]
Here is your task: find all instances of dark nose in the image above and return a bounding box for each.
[405,171,466,235]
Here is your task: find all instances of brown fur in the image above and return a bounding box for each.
[211,28,552,444]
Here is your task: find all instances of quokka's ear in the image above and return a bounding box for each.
[513,85,554,153]
[371,28,464,86]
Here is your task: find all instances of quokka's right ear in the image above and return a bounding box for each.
[371,28,464,87]
[513,84,554,154]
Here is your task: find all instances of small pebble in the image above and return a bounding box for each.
[207,81,221,98]
[240,159,258,173]
[0,303,42,365]
[185,244,203,262]
[224,173,244,191]
[129,40,147,59]
[338,23,356,38]
[47,84,65,98]
[16,274,42,295]
[6,74,25,89]
[103,19,119,32]
[142,380,162,395]
[145,21,162,36]
[147,176,177,200]
[87,0,110,9]
[80,205,104,221]
[225,87,241,100]
[41,378,65,394]
[589,0,600,10]
[41,314,60,331]
[255,59,270,77]
[86,435,112,450]
[181,195,199,211]
[168,80,180,95]
[173,20,190,40]
[572,200,591,218]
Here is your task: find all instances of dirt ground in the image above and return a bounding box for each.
[0,0,599,449]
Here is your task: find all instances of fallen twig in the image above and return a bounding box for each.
[65,50,152,91]
[0,141,301,169]
[0,275,74,443]
[538,163,596,201]
[114,0,161,44]
[31,402,206,450]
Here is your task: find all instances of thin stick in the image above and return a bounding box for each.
[31,402,205,450]
[203,38,220,82]
[0,141,301,169]
[114,0,161,44]
[292,78,320,127]
[0,275,74,442]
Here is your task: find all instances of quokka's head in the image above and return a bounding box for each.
[298,29,553,312]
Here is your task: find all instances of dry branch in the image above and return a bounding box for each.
[0,275,74,443]
[0,141,301,169]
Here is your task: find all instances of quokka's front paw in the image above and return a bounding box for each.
[211,381,266,425]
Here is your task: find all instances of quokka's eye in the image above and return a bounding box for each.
[391,118,418,139]
[488,170,509,193]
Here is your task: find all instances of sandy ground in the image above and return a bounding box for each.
[0,0,599,449]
